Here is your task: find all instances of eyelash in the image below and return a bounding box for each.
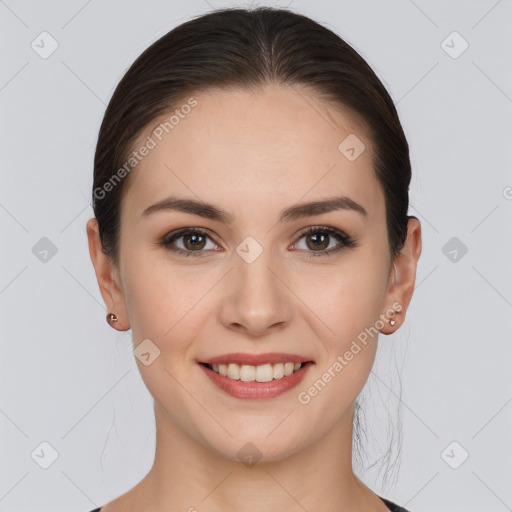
[158,225,357,259]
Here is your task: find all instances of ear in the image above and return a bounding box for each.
[380,216,422,334]
[86,217,130,331]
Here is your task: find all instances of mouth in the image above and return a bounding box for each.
[199,361,313,382]
[198,360,314,399]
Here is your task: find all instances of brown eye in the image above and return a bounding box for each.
[304,232,330,251]
[182,232,207,251]
[160,228,217,257]
[293,226,356,258]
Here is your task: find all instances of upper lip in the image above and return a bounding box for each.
[200,352,314,366]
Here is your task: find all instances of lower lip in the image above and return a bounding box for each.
[199,362,314,400]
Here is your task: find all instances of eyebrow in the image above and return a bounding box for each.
[141,194,368,222]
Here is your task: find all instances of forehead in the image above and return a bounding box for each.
[121,83,383,224]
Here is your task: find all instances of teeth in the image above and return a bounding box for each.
[210,362,304,382]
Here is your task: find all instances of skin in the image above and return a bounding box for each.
[87,83,421,512]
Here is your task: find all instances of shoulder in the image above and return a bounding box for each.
[89,496,408,512]
[89,498,407,512]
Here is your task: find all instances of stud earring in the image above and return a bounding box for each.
[390,319,396,326]
[106,312,118,324]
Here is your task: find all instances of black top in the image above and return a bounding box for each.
[88,495,409,511]
[380,497,410,511]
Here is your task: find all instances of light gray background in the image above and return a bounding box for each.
[1,1,511,511]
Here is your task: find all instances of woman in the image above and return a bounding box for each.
[86,6,421,511]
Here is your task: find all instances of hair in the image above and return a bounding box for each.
[91,5,412,488]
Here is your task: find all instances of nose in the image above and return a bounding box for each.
[218,247,292,337]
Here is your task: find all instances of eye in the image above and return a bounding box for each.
[291,226,357,258]
[158,225,357,258]
[159,228,218,257]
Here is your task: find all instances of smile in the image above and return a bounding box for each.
[198,361,314,399]
[203,361,304,382]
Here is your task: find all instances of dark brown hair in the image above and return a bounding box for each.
[92,6,413,270]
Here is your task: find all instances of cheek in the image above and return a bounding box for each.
[296,278,381,416]
[122,252,199,335]
[290,254,387,390]
[294,258,386,334]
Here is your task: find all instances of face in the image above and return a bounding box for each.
[88,83,420,463]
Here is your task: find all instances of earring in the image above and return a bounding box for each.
[390,319,396,326]
[106,312,118,324]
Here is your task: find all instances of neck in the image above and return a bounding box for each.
[122,401,385,512]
